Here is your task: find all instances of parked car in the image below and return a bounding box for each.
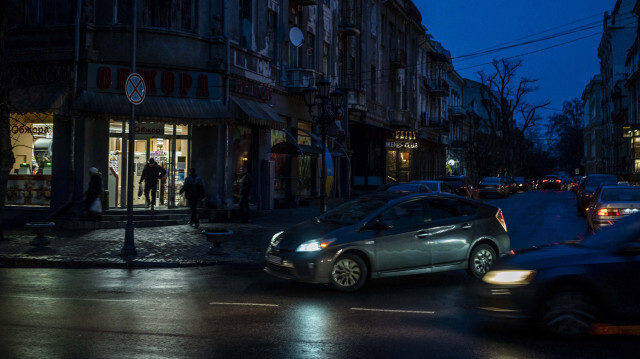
[436,175,480,199]
[411,180,454,194]
[476,212,640,337]
[478,177,510,198]
[513,177,529,191]
[540,174,562,190]
[571,176,584,193]
[576,174,619,215]
[500,176,516,193]
[375,182,432,193]
[264,192,510,291]
[586,185,640,232]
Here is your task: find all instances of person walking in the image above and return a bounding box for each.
[85,167,104,220]
[180,168,205,228]
[239,166,251,223]
[139,158,166,211]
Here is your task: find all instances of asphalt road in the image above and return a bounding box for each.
[0,190,637,358]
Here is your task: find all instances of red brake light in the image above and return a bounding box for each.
[597,208,619,216]
[555,179,561,183]
[542,179,548,182]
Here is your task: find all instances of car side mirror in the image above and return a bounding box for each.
[362,219,393,231]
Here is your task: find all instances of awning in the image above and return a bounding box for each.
[9,86,69,115]
[72,91,231,126]
[230,96,286,129]
[271,141,321,156]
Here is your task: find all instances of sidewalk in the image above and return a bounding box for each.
[0,206,323,269]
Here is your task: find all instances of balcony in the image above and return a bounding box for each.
[426,117,450,131]
[448,106,466,119]
[343,88,367,112]
[388,109,413,128]
[339,0,361,36]
[284,68,316,91]
[426,78,449,97]
[390,49,407,68]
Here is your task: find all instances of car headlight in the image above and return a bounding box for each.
[296,238,336,252]
[270,231,283,245]
[482,270,536,285]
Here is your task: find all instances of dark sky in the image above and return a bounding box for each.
[417,0,620,120]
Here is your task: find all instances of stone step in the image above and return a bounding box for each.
[58,218,197,230]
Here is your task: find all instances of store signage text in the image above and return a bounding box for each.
[90,64,216,98]
[386,141,418,149]
[3,64,72,86]
[11,125,52,136]
[134,124,164,135]
[230,79,272,100]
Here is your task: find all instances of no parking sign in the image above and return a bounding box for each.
[125,73,146,105]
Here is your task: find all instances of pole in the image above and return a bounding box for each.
[121,0,137,257]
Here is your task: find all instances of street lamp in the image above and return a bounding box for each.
[303,79,343,213]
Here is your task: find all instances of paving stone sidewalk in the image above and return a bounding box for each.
[0,206,322,269]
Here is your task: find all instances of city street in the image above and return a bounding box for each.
[0,190,637,358]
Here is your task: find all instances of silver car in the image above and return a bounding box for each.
[586,185,640,231]
[264,192,510,291]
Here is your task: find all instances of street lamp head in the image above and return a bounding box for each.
[330,89,344,109]
[303,87,316,107]
[317,78,331,98]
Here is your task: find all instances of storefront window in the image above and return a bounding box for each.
[232,126,252,202]
[7,114,54,206]
[297,123,313,198]
[270,130,287,200]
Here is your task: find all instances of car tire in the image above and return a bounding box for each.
[467,244,496,278]
[540,290,597,338]
[329,253,368,292]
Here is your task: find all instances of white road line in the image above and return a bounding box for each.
[209,302,279,307]
[351,307,435,315]
[0,295,138,302]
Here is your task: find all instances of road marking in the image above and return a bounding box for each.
[209,302,279,307]
[0,295,138,302]
[351,307,435,315]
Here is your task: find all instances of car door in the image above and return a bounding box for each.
[374,198,431,272]
[426,197,478,268]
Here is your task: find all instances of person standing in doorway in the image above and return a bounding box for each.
[239,166,251,223]
[139,158,166,211]
[180,168,205,228]
[85,167,104,220]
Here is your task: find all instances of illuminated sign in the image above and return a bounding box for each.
[386,141,418,149]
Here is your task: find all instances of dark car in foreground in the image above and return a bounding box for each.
[586,185,640,232]
[476,213,640,337]
[376,182,432,193]
[264,192,510,291]
[436,175,480,199]
[576,174,619,214]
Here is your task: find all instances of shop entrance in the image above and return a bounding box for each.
[386,149,412,183]
[108,122,190,209]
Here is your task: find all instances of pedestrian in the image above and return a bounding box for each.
[85,167,103,220]
[239,166,251,223]
[139,158,166,211]
[180,168,205,228]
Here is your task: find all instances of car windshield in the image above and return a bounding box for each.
[579,213,640,249]
[317,198,388,225]
[585,175,618,191]
[601,187,640,201]
[424,182,439,191]
[481,178,501,185]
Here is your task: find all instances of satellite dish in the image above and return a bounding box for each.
[289,27,304,47]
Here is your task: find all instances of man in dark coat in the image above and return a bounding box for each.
[139,158,166,210]
[180,168,205,228]
[85,167,103,220]
[239,166,251,223]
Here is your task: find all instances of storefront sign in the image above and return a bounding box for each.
[10,124,52,136]
[134,123,164,136]
[89,64,219,99]
[230,78,272,101]
[386,141,418,149]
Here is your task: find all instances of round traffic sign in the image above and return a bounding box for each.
[125,73,146,105]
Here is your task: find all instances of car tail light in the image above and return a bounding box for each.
[496,209,507,232]
[555,179,561,183]
[542,179,548,183]
[597,208,619,216]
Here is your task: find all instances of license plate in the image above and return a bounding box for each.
[623,208,639,215]
[267,254,282,265]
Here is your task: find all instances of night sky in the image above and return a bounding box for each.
[418,0,621,122]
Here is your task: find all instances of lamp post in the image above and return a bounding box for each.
[303,79,343,214]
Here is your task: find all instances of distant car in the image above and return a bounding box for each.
[540,174,562,190]
[513,177,529,191]
[500,176,516,193]
[436,175,480,199]
[571,176,584,193]
[586,185,640,232]
[411,180,454,194]
[576,174,619,215]
[264,192,510,291]
[476,212,640,337]
[376,182,432,193]
[478,177,509,198]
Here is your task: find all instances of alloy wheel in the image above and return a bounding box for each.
[330,253,367,292]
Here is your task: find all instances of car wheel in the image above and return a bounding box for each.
[329,253,368,292]
[467,244,496,278]
[540,290,597,338]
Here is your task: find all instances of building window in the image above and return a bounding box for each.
[267,10,277,59]
[116,0,132,25]
[323,43,329,75]
[306,33,315,69]
[19,0,77,27]
[142,0,197,31]
[371,65,377,102]
[370,4,377,37]
[239,0,253,49]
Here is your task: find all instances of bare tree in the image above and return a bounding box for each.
[0,0,13,240]
[545,98,584,174]
[477,59,550,176]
